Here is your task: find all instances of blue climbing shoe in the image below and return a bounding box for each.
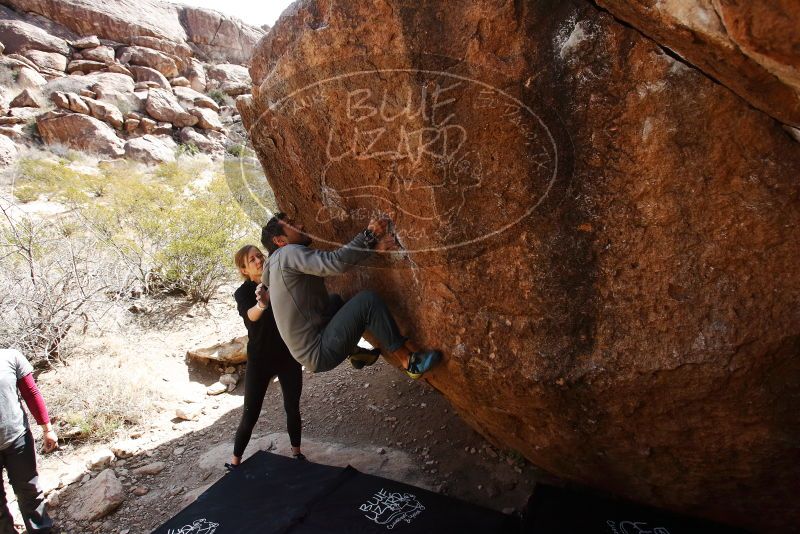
[405,350,441,379]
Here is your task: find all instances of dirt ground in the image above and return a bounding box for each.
[25,282,544,533]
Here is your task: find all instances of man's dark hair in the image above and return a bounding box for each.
[261,212,287,254]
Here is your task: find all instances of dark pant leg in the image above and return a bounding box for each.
[0,449,16,534]
[4,430,52,533]
[233,359,274,458]
[277,363,303,448]
[316,290,407,372]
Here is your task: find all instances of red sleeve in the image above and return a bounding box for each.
[17,374,50,426]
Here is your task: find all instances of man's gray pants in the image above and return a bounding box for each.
[316,290,407,373]
[0,430,52,534]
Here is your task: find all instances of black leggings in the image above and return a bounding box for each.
[233,358,302,458]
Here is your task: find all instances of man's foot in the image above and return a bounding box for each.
[348,347,381,369]
[293,452,307,461]
[405,350,442,379]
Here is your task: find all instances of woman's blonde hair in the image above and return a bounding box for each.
[234,244,260,280]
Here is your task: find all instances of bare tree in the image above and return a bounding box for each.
[0,196,119,367]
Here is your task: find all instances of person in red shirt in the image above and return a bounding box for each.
[0,349,58,533]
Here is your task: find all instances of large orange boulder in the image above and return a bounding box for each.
[238,1,800,531]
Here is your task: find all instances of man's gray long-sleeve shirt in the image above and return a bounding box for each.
[262,233,372,371]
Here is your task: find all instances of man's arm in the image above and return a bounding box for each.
[284,231,374,277]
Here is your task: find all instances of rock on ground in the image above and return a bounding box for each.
[16,67,47,91]
[43,72,140,114]
[132,462,165,476]
[86,449,115,470]
[186,59,207,92]
[175,405,202,421]
[66,469,124,521]
[238,1,800,531]
[187,336,247,365]
[205,382,227,396]
[84,98,124,129]
[79,45,115,64]
[111,440,141,459]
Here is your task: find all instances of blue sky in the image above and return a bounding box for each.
[167,0,295,27]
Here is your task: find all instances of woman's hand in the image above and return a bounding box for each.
[255,283,269,307]
[42,426,58,453]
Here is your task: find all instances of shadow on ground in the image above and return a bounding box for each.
[50,359,548,533]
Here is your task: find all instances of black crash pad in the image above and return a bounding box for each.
[522,484,751,534]
[152,450,518,533]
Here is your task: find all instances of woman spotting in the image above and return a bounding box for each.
[228,245,304,468]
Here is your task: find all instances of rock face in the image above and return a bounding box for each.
[239,1,800,531]
[3,0,265,64]
[181,7,265,64]
[596,0,800,127]
[0,0,258,161]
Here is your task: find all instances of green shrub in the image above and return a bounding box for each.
[177,142,200,158]
[226,143,246,158]
[206,89,234,107]
[155,174,258,301]
[9,155,262,307]
[14,158,103,204]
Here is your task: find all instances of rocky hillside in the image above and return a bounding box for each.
[238,0,800,532]
[0,0,264,166]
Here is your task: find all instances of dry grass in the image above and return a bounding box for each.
[39,351,162,443]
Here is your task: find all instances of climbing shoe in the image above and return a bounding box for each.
[405,350,442,379]
[348,347,381,369]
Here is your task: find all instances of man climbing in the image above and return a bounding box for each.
[260,213,441,379]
